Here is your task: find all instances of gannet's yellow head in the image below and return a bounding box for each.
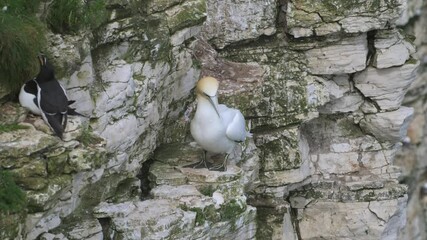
[196,76,220,117]
[197,76,219,97]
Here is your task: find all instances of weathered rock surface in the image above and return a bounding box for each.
[360,107,414,143]
[290,181,408,239]
[0,103,108,240]
[287,0,404,38]
[354,61,419,110]
[94,200,197,239]
[295,197,407,239]
[304,34,368,75]
[202,0,276,49]
[90,142,257,239]
[373,30,415,69]
[1,0,426,239]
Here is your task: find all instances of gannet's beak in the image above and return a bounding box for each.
[207,94,221,118]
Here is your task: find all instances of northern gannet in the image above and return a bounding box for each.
[185,76,251,171]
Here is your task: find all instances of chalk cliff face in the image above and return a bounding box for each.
[0,0,426,239]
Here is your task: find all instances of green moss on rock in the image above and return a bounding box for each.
[47,0,108,34]
[110,178,141,203]
[143,0,182,13]
[0,123,29,133]
[337,117,364,138]
[405,57,418,65]
[77,126,104,147]
[197,185,216,197]
[0,170,27,213]
[166,0,206,33]
[16,177,47,191]
[122,15,171,63]
[258,131,302,172]
[256,207,284,240]
[47,152,69,175]
[218,39,311,128]
[181,204,219,226]
[0,211,26,240]
[220,198,247,220]
[291,0,400,22]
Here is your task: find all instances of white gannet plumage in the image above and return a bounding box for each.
[186,76,251,171]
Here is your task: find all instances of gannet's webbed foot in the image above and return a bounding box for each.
[208,164,226,172]
[183,150,212,169]
[208,154,229,172]
[183,160,213,169]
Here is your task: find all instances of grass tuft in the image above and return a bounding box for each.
[47,0,108,34]
[77,126,103,147]
[0,124,29,133]
[0,0,45,93]
[0,0,40,15]
[0,170,27,213]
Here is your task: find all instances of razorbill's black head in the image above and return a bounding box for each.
[35,54,55,83]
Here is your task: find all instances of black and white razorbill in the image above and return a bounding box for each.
[19,56,84,118]
[34,55,70,139]
[19,79,83,116]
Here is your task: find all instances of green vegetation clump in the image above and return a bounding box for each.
[0,170,27,213]
[179,204,219,226]
[76,126,103,147]
[0,123,29,133]
[220,199,246,220]
[0,0,40,15]
[46,0,108,34]
[198,185,216,197]
[0,0,45,93]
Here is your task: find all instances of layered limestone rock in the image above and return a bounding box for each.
[354,61,419,111]
[1,0,426,239]
[304,34,368,75]
[0,103,107,240]
[372,29,415,69]
[202,0,276,49]
[290,182,408,239]
[90,142,257,239]
[287,0,404,38]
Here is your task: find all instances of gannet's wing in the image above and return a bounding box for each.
[218,105,247,142]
